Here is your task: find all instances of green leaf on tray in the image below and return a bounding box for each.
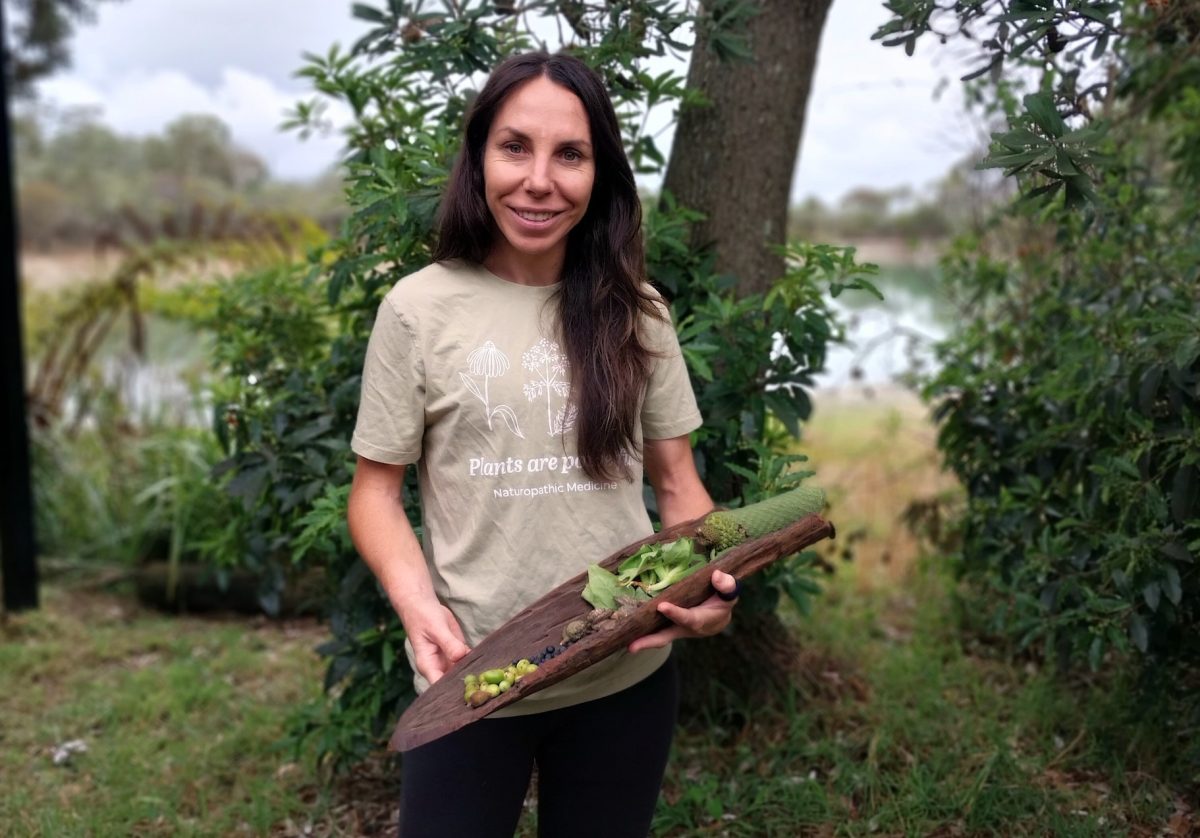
[584,537,707,607]
[583,565,624,610]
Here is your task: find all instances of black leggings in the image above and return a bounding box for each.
[399,655,679,838]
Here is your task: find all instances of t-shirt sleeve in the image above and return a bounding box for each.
[641,305,703,441]
[351,296,425,464]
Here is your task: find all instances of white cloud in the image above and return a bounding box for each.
[38,66,353,181]
[59,0,374,92]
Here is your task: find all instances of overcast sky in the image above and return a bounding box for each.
[30,1,983,205]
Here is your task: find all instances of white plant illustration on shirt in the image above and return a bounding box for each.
[522,338,572,436]
[552,402,578,436]
[460,341,524,438]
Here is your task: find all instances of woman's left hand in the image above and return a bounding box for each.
[627,569,739,654]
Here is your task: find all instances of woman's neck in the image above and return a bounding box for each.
[482,242,565,287]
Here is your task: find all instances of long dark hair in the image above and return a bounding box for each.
[434,52,664,482]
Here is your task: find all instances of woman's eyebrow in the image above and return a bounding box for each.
[494,126,531,144]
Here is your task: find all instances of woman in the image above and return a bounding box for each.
[347,51,740,837]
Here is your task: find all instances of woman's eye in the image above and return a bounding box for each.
[562,149,581,162]
[504,142,523,154]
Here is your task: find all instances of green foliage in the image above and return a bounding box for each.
[21,209,328,589]
[930,189,1200,668]
[208,0,860,771]
[191,264,361,609]
[31,417,236,571]
[648,196,879,502]
[883,1,1200,669]
[874,1,1195,210]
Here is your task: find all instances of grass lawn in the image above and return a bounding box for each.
[0,585,328,836]
[2,391,1194,836]
[652,564,1193,837]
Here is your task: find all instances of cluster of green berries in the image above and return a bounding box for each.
[463,659,539,707]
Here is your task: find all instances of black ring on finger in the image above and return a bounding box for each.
[716,578,742,602]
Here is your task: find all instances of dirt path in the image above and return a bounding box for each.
[20,249,126,293]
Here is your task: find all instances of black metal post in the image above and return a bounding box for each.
[1,1,40,612]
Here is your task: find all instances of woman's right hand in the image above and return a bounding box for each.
[402,600,472,685]
[348,457,472,686]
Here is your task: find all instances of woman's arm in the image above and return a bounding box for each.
[628,435,738,654]
[347,456,470,684]
[643,434,715,528]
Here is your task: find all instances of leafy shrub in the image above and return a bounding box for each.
[880,0,1200,668]
[31,418,236,569]
[930,191,1200,668]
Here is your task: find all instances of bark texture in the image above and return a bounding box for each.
[663,0,834,296]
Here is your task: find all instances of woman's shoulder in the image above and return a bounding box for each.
[635,283,680,352]
[638,282,670,314]
[382,259,481,310]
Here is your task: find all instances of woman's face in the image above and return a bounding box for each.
[482,75,595,277]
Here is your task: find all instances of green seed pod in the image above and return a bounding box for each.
[485,683,500,697]
[498,679,512,692]
[517,659,531,669]
[481,669,505,685]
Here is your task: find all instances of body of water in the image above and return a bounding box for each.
[814,265,952,390]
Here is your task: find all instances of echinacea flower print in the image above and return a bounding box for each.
[460,341,524,438]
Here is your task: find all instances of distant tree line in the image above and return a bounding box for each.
[14,103,993,254]
[12,108,347,249]
[789,159,1011,243]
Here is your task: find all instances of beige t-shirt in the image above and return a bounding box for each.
[351,259,703,715]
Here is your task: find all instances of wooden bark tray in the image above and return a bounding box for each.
[390,512,835,752]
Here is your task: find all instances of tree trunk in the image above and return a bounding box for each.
[663,0,834,296]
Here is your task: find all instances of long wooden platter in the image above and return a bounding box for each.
[390,512,834,752]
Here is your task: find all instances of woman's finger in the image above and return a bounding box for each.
[628,623,689,654]
[711,570,740,601]
[661,597,734,629]
[417,651,448,684]
[441,634,471,663]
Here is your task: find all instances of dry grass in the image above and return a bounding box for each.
[20,248,126,292]
[796,385,960,589]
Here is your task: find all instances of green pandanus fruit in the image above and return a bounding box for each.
[697,486,826,551]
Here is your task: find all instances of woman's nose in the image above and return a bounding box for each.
[524,155,553,195]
